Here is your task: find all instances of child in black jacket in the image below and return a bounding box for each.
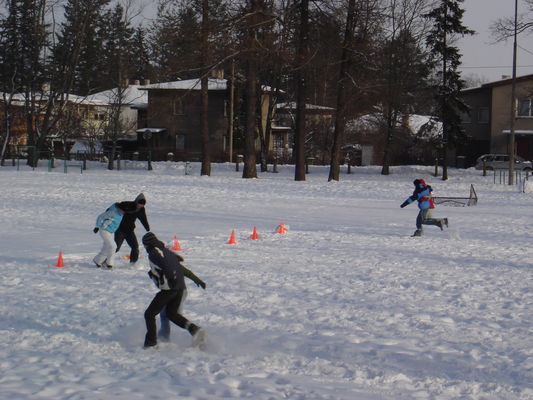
[142,232,206,348]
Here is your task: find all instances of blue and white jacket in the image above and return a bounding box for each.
[402,179,435,210]
[95,203,124,233]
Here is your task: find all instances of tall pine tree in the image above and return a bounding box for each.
[425,0,473,180]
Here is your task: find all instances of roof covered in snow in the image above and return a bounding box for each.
[140,78,227,91]
[276,102,335,111]
[86,85,148,106]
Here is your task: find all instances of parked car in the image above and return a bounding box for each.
[475,154,533,171]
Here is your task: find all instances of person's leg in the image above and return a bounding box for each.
[158,306,171,340]
[414,210,425,236]
[114,230,125,253]
[124,231,140,263]
[420,209,445,230]
[94,230,114,266]
[165,289,202,342]
[101,230,117,267]
[144,290,176,347]
[164,289,189,329]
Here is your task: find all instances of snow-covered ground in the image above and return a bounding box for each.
[1,161,531,400]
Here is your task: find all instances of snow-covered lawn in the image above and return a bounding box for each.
[1,161,531,399]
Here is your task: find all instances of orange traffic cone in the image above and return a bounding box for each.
[56,251,64,267]
[227,230,237,245]
[276,221,287,234]
[250,226,259,240]
[172,235,182,251]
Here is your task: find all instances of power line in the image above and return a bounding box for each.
[459,65,533,69]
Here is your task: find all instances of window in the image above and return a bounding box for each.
[176,134,185,150]
[173,97,184,115]
[459,111,471,123]
[518,99,533,117]
[478,107,489,123]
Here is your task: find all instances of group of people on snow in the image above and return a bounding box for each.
[92,178,446,349]
[93,193,206,349]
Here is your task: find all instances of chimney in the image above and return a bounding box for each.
[144,79,150,85]
[134,79,140,85]
[123,78,129,88]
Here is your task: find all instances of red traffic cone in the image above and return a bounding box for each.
[172,235,182,251]
[250,226,259,240]
[56,251,64,267]
[276,221,287,234]
[227,230,237,245]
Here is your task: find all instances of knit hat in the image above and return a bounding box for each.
[413,179,426,187]
[135,193,146,205]
[142,232,158,247]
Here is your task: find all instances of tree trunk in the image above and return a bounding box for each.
[294,0,309,181]
[329,0,356,182]
[242,0,259,179]
[381,108,397,175]
[200,0,211,176]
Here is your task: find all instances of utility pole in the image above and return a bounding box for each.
[228,58,235,163]
[509,0,518,185]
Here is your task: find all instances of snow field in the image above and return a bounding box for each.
[0,162,531,399]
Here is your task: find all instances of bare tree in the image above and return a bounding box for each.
[200,0,211,175]
[242,0,261,179]
[328,0,357,181]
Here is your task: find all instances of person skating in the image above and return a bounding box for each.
[115,193,150,264]
[93,202,125,269]
[142,232,206,348]
[400,178,448,237]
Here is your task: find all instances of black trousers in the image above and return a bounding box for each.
[114,230,139,262]
[144,289,189,346]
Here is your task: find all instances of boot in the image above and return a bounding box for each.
[188,324,206,348]
[412,229,422,237]
[143,336,157,349]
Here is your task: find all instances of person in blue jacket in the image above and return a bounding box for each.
[400,179,448,237]
[93,203,125,269]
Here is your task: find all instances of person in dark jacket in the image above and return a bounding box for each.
[115,193,150,264]
[401,179,448,237]
[142,232,206,348]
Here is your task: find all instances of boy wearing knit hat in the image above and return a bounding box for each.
[115,193,150,264]
[142,232,207,348]
[400,179,448,237]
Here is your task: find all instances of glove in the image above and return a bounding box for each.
[93,227,99,233]
[196,280,206,290]
[400,201,408,208]
[176,254,184,262]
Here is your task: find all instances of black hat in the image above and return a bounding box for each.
[142,232,158,247]
[135,193,146,205]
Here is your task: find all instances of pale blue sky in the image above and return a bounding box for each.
[458,0,533,83]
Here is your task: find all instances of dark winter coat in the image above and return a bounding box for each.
[117,193,150,233]
[146,239,203,291]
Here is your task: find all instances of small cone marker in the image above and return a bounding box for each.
[56,251,64,268]
[227,230,237,245]
[172,235,182,251]
[250,226,259,240]
[276,221,287,234]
